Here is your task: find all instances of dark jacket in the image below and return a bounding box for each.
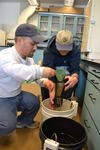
[43,35,80,75]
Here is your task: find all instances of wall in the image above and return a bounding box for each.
[0,1,28,33]
[0,2,20,33]
[81,0,100,59]
[28,12,38,26]
[87,0,100,53]
[81,0,92,52]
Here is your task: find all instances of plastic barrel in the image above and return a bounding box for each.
[40,117,87,150]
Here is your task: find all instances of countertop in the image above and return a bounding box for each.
[81,58,100,65]
[80,58,100,73]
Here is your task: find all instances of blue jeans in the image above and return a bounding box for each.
[0,91,40,136]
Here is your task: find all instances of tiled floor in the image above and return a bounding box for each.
[0,83,87,150]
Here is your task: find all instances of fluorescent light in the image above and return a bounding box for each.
[64,0,74,7]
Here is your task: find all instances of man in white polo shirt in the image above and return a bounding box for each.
[0,24,55,136]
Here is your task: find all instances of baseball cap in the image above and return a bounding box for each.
[56,30,73,51]
[15,23,46,43]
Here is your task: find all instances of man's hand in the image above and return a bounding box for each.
[43,78,55,105]
[64,75,78,91]
[43,67,56,78]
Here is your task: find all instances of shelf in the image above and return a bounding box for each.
[52,22,60,24]
[40,21,48,23]
[65,22,74,25]
[40,30,48,32]
[77,23,84,25]
[51,30,58,32]
[76,32,83,34]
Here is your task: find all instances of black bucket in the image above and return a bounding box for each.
[40,117,87,150]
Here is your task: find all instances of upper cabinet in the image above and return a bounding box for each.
[38,14,50,37]
[38,12,84,47]
[38,13,63,38]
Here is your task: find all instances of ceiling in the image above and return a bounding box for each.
[74,0,89,7]
[39,0,89,8]
[0,0,89,8]
[0,0,28,2]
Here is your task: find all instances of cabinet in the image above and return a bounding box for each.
[81,103,100,150]
[81,64,100,150]
[38,12,84,46]
[63,15,84,43]
[38,13,63,38]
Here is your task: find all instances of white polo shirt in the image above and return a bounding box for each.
[0,46,44,98]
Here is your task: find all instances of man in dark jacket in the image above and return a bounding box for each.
[41,30,80,100]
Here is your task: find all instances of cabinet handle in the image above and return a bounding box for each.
[90,79,99,85]
[92,70,100,74]
[88,93,96,103]
[84,120,91,129]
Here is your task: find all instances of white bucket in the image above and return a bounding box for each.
[41,99,78,122]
